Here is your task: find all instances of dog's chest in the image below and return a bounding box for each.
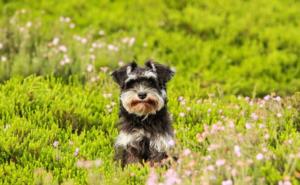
[115,129,173,153]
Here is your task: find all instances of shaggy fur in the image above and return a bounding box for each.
[111,61,175,167]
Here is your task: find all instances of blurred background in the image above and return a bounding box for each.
[1,1,300,185]
[1,0,300,97]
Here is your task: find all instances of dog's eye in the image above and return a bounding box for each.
[148,78,157,87]
[124,80,135,89]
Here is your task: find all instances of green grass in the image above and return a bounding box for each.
[0,0,300,184]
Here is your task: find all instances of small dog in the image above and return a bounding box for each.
[111,60,175,167]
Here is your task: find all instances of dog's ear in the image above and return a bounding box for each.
[145,60,175,84]
[111,62,137,86]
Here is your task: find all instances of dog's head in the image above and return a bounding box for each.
[111,61,175,116]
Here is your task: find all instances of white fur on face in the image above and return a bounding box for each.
[125,74,137,83]
[143,71,157,79]
[120,84,164,116]
[161,89,166,99]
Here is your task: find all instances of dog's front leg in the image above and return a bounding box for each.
[119,147,143,167]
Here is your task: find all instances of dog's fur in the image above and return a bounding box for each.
[111,61,175,167]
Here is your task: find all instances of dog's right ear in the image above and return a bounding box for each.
[111,62,137,86]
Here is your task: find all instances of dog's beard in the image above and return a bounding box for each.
[120,89,164,116]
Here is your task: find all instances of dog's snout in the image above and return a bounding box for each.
[138,92,147,99]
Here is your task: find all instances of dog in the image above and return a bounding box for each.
[111,60,175,167]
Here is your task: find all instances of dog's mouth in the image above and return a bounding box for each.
[130,99,157,107]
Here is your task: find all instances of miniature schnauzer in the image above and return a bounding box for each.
[111,61,175,167]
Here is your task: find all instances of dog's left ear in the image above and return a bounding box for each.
[145,60,175,84]
[111,62,137,86]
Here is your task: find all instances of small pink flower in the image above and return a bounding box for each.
[168,139,175,147]
[58,45,68,53]
[74,148,79,156]
[206,165,215,171]
[182,149,191,156]
[245,123,252,129]
[147,169,158,185]
[163,169,181,185]
[278,180,292,185]
[264,95,271,101]
[216,159,226,166]
[53,141,59,148]
[274,96,281,102]
[259,124,265,129]
[184,170,192,176]
[251,113,258,121]
[222,179,233,185]
[234,145,241,157]
[228,121,235,128]
[256,153,264,160]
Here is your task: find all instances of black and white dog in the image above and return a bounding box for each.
[111,61,175,167]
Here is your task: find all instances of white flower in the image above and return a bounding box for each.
[0,43,3,50]
[118,61,124,66]
[179,112,185,117]
[52,37,60,45]
[86,64,93,72]
[26,21,32,28]
[107,44,118,52]
[90,54,96,61]
[69,23,75,29]
[276,113,282,118]
[1,56,7,62]
[128,37,135,46]
[98,30,105,36]
[81,38,87,44]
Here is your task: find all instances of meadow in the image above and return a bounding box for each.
[0,0,300,184]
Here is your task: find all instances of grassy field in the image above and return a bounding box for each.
[0,0,300,184]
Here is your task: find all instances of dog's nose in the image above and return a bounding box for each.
[138,92,147,99]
